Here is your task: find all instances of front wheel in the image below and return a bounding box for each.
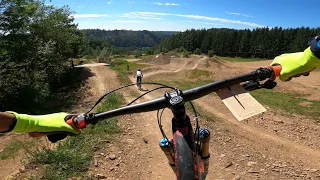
[173,131,198,180]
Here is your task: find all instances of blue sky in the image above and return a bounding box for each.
[47,0,319,31]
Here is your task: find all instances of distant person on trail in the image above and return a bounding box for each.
[134,68,143,89]
[0,36,320,139]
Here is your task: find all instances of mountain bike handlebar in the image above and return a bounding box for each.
[71,65,282,128]
[28,65,281,138]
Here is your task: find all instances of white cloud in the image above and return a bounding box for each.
[77,5,85,8]
[225,11,255,18]
[176,14,262,27]
[121,12,166,20]
[187,20,223,26]
[73,14,108,18]
[107,20,144,23]
[165,3,179,6]
[153,2,179,6]
[107,1,112,4]
[122,12,264,27]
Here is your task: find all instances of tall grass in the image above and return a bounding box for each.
[28,93,125,179]
[251,89,320,120]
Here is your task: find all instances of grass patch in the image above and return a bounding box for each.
[251,89,320,120]
[218,56,267,62]
[30,92,125,179]
[0,140,34,160]
[140,55,155,61]
[185,69,211,79]
[145,69,214,90]
[110,59,150,84]
[150,78,213,91]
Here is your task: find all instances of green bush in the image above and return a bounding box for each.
[194,48,201,55]
[183,49,190,58]
[208,50,214,57]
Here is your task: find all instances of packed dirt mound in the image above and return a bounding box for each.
[141,67,163,73]
[148,53,172,65]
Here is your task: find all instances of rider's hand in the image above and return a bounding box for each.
[271,48,319,81]
[271,36,320,81]
[7,112,80,135]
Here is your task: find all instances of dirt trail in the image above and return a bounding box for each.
[83,66,175,179]
[4,56,320,179]
[123,55,320,179]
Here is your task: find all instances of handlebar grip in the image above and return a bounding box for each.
[268,65,282,79]
[66,118,80,131]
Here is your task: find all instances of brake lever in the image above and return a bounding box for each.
[242,80,261,91]
[263,79,277,89]
[242,80,277,91]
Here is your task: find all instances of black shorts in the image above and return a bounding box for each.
[137,76,142,83]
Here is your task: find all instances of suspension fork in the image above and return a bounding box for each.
[159,89,201,179]
[197,128,210,180]
[158,89,210,179]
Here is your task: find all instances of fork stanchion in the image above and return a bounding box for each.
[199,128,210,180]
[159,138,175,172]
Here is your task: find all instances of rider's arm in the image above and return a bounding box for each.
[0,112,16,132]
[0,111,79,134]
[271,35,320,81]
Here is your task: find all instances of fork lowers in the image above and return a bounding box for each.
[199,128,210,158]
[159,138,175,172]
[198,128,210,180]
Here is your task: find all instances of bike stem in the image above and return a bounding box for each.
[165,89,195,151]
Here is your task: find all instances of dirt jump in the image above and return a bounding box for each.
[2,55,320,179]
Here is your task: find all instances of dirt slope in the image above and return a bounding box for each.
[115,55,320,179]
[92,55,320,179]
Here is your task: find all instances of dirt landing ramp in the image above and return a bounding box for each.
[151,53,172,65]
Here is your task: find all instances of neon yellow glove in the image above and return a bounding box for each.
[271,47,320,81]
[7,112,79,134]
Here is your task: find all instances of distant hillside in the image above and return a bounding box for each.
[83,29,178,47]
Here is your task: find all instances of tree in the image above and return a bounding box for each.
[161,47,168,53]
[0,0,84,111]
[99,47,112,63]
[208,50,214,57]
[193,48,201,55]
[157,27,315,59]
[183,49,189,58]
